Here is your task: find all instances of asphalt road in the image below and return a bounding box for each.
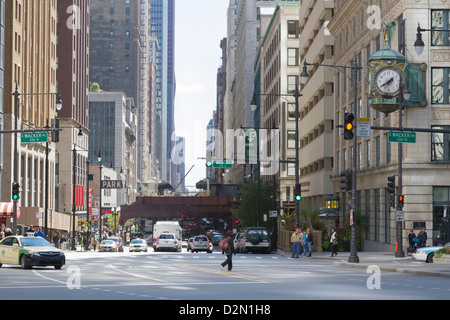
[1,247,450,305]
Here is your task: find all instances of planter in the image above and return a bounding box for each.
[434,254,450,264]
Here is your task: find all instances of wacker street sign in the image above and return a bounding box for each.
[388,131,416,143]
[21,132,48,143]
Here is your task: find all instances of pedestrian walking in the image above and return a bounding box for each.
[220,231,235,271]
[307,228,313,257]
[290,228,302,258]
[302,230,308,256]
[330,228,338,257]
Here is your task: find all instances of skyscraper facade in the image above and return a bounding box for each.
[150,0,176,186]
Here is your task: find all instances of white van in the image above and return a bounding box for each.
[153,221,182,250]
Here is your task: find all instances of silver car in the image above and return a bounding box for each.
[191,235,213,253]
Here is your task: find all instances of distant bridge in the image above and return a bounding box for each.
[120,196,238,222]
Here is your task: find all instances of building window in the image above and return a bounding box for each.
[431,10,450,46]
[287,131,296,149]
[287,20,299,39]
[287,75,299,93]
[432,68,450,104]
[431,126,450,161]
[287,48,299,66]
[287,103,296,121]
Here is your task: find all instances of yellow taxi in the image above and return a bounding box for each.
[0,235,65,269]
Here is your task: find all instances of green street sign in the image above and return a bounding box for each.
[213,160,233,169]
[21,132,48,143]
[388,131,416,143]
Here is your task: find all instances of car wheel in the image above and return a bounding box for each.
[20,255,31,269]
[427,253,434,263]
[54,265,63,270]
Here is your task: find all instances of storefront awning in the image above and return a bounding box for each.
[0,202,20,219]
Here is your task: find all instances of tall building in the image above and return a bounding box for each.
[2,0,64,231]
[224,0,297,184]
[296,0,335,213]
[89,0,152,189]
[256,2,302,212]
[329,0,450,250]
[56,0,91,223]
[89,91,137,207]
[150,0,176,186]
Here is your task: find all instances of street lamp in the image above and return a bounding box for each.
[301,54,362,263]
[251,88,302,229]
[414,23,450,55]
[97,150,103,241]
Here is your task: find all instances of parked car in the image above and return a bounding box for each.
[154,233,181,252]
[108,237,124,252]
[233,232,246,253]
[412,243,450,263]
[191,235,213,253]
[244,227,271,253]
[129,239,148,252]
[0,235,65,270]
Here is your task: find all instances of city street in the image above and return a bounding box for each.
[1,246,450,304]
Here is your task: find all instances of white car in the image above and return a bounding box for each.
[154,233,181,252]
[129,239,148,252]
[412,243,450,263]
[99,240,118,252]
[244,227,271,254]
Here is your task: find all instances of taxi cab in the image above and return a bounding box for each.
[0,234,65,269]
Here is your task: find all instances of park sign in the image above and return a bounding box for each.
[388,131,416,144]
[101,180,124,189]
[21,132,48,143]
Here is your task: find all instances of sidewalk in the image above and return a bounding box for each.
[279,250,450,278]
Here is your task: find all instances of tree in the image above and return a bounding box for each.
[231,181,274,230]
[90,82,102,92]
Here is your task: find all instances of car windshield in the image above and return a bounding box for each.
[131,240,144,244]
[101,240,114,245]
[109,238,120,243]
[159,234,174,239]
[194,236,208,241]
[20,237,52,247]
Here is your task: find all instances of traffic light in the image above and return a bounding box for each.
[398,195,404,208]
[340,170,352,191]
[344,113,355,140]
[387,176,396,208]
[206,160,212,168]
[206,150,213,168]
[12,182,20,201]
[295,183,302,201]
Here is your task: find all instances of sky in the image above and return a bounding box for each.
[174,0,229,189]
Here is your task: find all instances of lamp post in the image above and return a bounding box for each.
[71,127,84,251]
[301,54,362,263]
[11,86,62,235]
[97,150,103,241]
[414,23,450,55]
[395,78,410,258]
[251,88,302,229]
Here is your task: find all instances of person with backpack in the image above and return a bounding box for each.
[220,231,234,272]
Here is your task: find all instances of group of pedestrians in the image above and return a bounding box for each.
[290,228,313,258]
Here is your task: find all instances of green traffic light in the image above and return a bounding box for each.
[206,161,212,167]
[295,195,301,201]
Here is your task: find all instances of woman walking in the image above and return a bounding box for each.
[330,228,338,257]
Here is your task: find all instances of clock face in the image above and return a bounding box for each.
[376,68,401,95]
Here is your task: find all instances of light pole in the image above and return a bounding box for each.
[301,54,362,263]
[71,127,84,251]
[97,150,103,241]
[251,89,302,228]
[11,86,62,235]
[414,23,450,55]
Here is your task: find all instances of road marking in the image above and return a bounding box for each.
[173,264,280,283]
[108,264,173,284]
